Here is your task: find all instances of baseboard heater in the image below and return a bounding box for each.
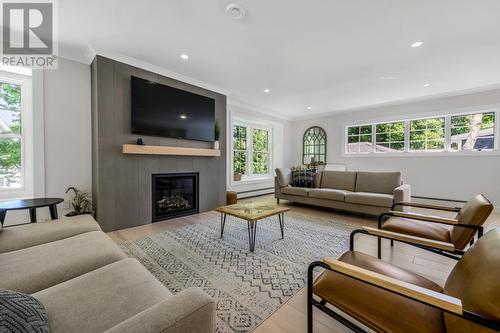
[237,187,274,199]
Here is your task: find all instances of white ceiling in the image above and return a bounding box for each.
[58,0,500,119]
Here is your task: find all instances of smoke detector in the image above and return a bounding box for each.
[226,4,246,20]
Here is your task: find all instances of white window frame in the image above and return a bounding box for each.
[343,108,499,157]
[231,120,273,182]
[0,70,34,199]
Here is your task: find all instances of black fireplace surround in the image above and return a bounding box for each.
[152,173,199,222]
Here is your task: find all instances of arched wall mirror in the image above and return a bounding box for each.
[302,126,327,164]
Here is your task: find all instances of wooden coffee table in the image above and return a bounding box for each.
[215,202,291,252]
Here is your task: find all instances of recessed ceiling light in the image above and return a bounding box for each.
[411,41,424,48]
[379,76,396,80]
[180,54,189,60]
[264,89,270,93]
[226,4,246,20]
[423,83,431,87]
[179,114,187,119]
[307,106,312,110]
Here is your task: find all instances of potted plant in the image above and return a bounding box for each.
[65,187,94,217]
[233,153,245,181]
[214,121,221,150]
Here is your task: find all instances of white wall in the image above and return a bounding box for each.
[227,104,293,197]
[44,58,92,217]
[291,89,500,207]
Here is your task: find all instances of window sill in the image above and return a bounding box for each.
[342,150,500,158]
[231,175,273,186]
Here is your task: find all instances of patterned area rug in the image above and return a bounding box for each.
[118,211,355,333]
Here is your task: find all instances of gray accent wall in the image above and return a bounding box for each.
[91,55,227,231]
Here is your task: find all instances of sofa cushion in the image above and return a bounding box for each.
[0,231,127,294]
[355,171,401,194]
[0,289,49,333]
[320,171,357,191]
[309,189,348,202]
[33,258,172,333]
[345,192,394,207]
[0,215,102,254]
[313,251,445,333]
[281,186,310,196]
[275,168,292,187]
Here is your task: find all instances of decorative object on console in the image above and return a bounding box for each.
[65,187,94,217]
[136,138,144,145]
[0,289,49,333]
[214,121,220,150]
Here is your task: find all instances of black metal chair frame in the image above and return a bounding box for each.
[307,229,500,333]
[377,202,484,260]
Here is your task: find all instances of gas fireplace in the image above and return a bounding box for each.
[152,173,199,222]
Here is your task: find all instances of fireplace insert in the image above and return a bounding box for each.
[152,173,199,222]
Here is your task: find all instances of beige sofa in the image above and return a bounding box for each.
[275,169,411,216]
[0,215,215,333]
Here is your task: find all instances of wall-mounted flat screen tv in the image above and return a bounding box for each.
[131,76,215,142]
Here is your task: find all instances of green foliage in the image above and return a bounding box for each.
[409,117,445,150]
[0,82,22,186]
[66,187,93,215]
[232,126,269,175]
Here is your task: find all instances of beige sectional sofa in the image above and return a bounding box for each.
[0,215,215,333]
[275,169,411,216]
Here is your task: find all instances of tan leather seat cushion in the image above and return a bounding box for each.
[34,258,172,333]
[382,217,451,243]
[314,251,445,333]
[320,171,357,191]
[355,171,401,194]
[308,189,348,202]
[281,186,310,196]
[0,215,101,253]
[0,231,127,294]
[345,192,394,207]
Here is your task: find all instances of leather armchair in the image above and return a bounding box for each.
[378,194,493,259]
[307,227,500,333]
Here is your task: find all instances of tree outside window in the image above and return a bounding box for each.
[0,82,22,189]
[409,117,445,151]
[450,112,495,151]
[232,124,271,180]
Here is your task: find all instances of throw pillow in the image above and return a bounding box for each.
[0,289,49,333]
[291,169,317,188]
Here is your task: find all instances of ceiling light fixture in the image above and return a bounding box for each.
[226,4,246,20]
[264,89,270,93]
[411,41,424,48]
[307,106,312,110]
[180,54,189,60]
[179,114,187,119]
[423,83,431,87]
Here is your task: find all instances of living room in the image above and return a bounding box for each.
[0,1,499,333]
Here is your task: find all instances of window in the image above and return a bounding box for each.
[347,125,372,153]
[345,110,497,155]
[302,126,327,164]
[450,112,495,151]
[409,117,445,151]
[0,68,33,198]
[232,123,272,180]
[0,81,22,189]
[375,121,405,152]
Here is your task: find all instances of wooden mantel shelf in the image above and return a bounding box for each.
[122,144,221,157]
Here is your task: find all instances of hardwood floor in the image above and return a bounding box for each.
[108,195,500,333]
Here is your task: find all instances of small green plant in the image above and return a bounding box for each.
[214,121,221,141]
[65,187,93,216]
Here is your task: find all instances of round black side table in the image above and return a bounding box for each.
[0,198,64,225]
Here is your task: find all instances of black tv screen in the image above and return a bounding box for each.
[131,76,215,142]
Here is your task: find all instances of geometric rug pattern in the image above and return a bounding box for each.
[118,211,355,333]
